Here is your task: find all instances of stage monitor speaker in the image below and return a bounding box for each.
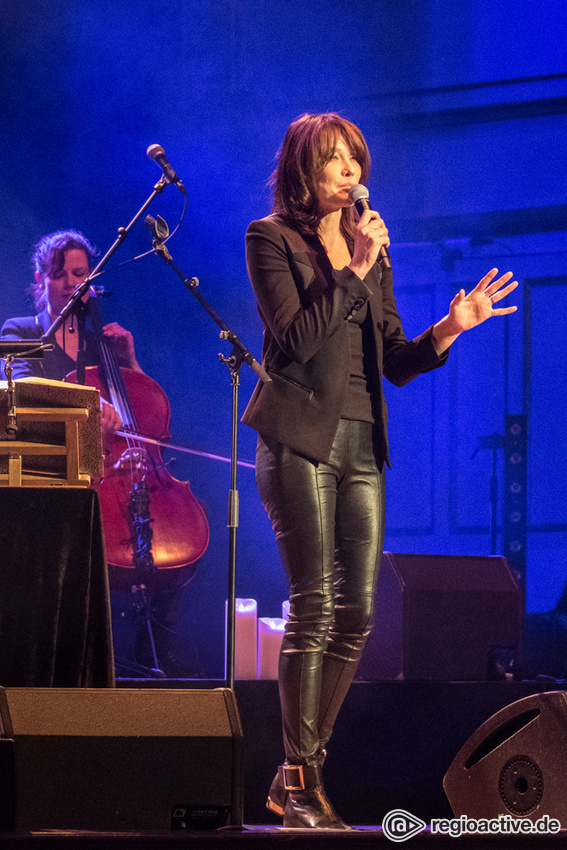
[356,552,522,681]
[0,687,243,831]
[443,690,567,822]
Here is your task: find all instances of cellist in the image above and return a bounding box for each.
[1,229,141,432]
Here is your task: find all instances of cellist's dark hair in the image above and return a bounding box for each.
[270,113,371,239]
[31,230,97,311]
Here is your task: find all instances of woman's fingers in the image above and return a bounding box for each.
[488,279,519,303]
[100,401,122,433]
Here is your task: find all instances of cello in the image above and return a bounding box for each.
[66,291,209,593]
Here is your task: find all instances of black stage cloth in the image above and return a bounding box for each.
[0,488,114,688]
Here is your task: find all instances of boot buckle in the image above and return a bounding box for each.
[282,764,305,791]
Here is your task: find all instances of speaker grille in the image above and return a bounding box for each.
[499,756,543,815]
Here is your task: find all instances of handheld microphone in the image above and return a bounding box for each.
[146,144,186,194]
[348,184,391,269]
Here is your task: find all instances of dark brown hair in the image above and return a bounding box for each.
[271,113,371,238]
[31,230,97,311]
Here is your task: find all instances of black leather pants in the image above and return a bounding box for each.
[256,419,386,766]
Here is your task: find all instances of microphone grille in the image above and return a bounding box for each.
[348,184,369,204]
[146,144,164,161]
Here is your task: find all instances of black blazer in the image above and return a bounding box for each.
[241,214,448,467]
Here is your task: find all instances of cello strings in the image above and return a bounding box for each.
[90,296,144,483]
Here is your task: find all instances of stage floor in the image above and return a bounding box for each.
[2,826,567,849]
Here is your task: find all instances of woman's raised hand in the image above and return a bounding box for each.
[446,268,518,333]
[431,268,518,354]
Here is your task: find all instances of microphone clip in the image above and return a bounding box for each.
[145,215,172,260]
[145,214,169,244]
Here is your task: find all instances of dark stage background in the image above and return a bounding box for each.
[1,0,566,678]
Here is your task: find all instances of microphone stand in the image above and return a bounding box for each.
[145,215,271,692]
[0,341,49,439]
[471,432,504,555]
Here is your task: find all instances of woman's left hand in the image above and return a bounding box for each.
[102,322,142,371]
[447,268,518,333]
[431,268,518,354]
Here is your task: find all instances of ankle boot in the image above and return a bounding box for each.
[266,749,327,817]
[282,763,352,830]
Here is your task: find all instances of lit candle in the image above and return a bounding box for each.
[257,617,286,680]
[225,598,258,679]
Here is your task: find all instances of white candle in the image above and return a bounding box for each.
[225,598,258,680]
[282,600,290,620]
[257,617,286,680]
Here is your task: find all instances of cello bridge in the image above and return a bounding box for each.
[114,447,148,474]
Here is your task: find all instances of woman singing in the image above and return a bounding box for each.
[242,113,517,829]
